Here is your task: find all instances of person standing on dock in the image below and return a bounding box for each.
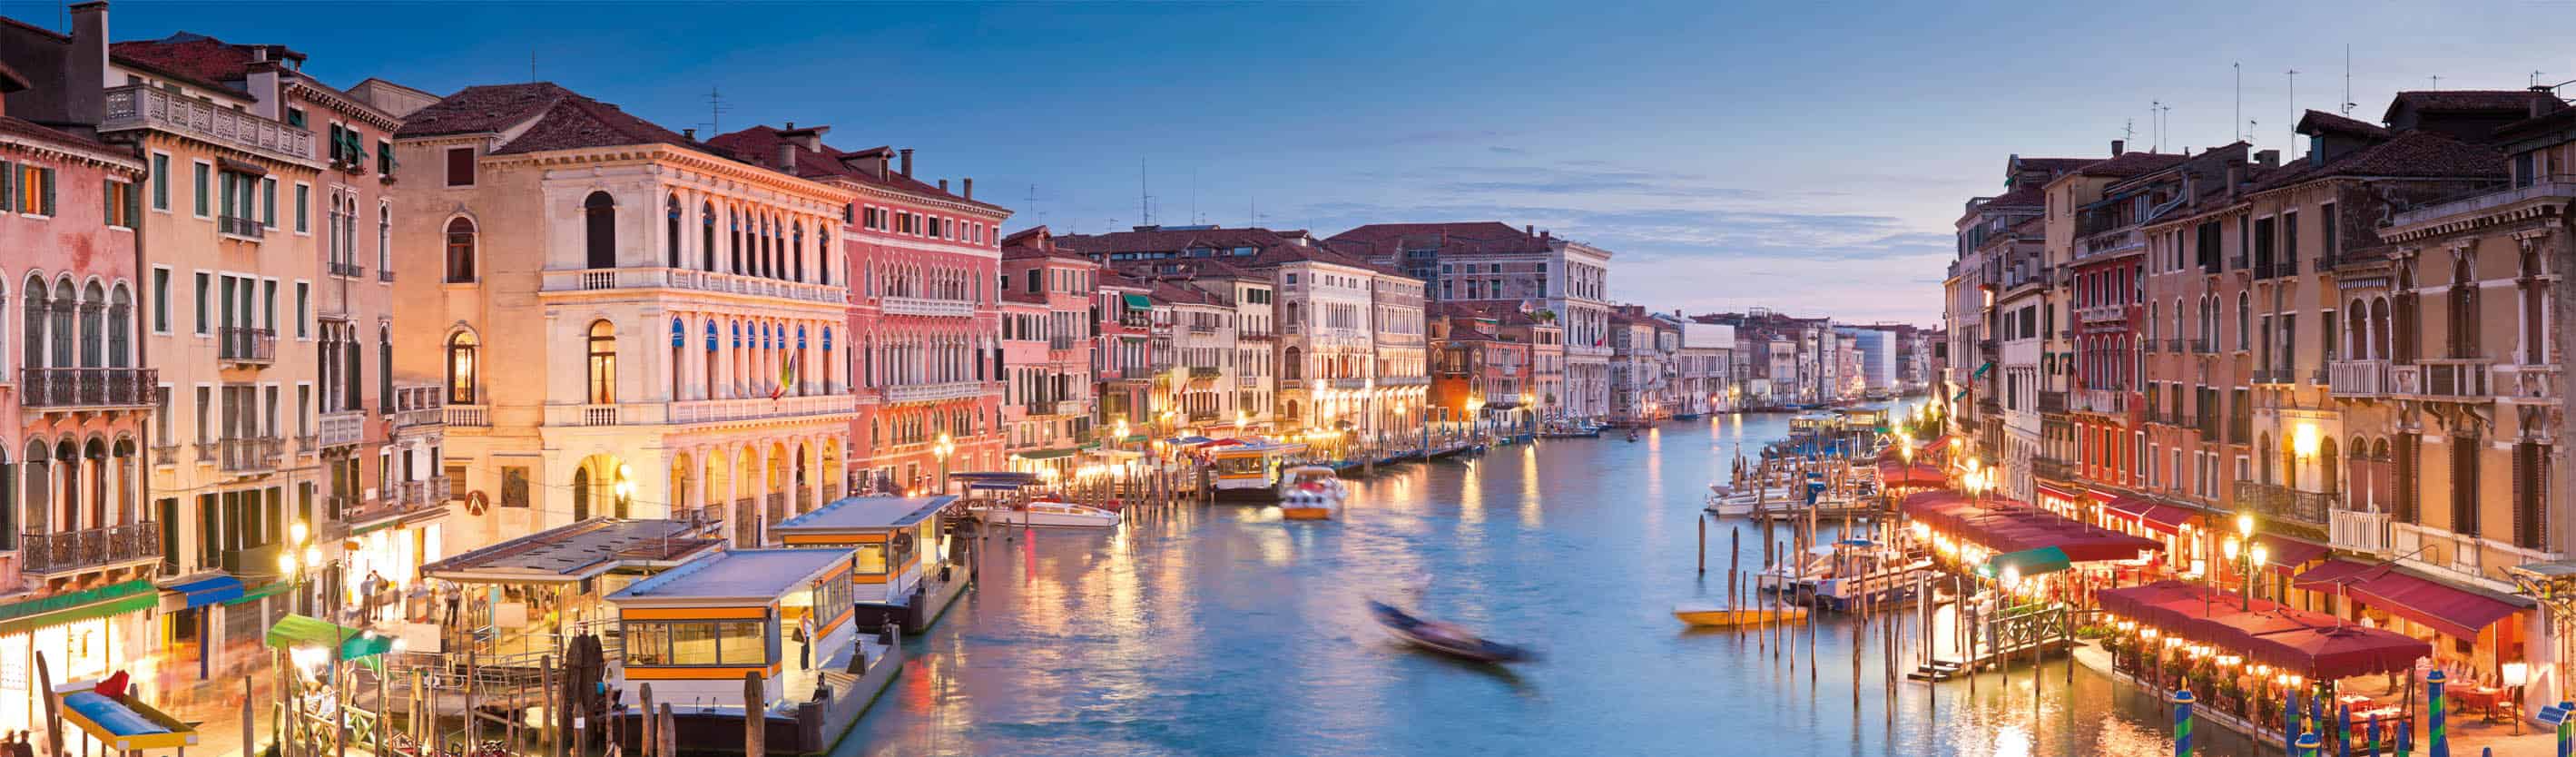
[799,614,816,669]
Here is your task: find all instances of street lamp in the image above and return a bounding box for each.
[2236,512,2259,609]
[615,463,635,518]
[934,433,955,494]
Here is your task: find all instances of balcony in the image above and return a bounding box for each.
[539,267,848,305]
[880,297,974,318]
[2390,524,2489,582]
[217,215,265,241]
[2392,360,2492,401]
[392,385,444,428]
[2077,229,2144,261]
[2072,388,2126,415]
[2328,359,2387,398]
[2031,456,2074,483]
[1329,378,1368,389]
[2190,338,2213,354]
[668,394,858,425]
[218,327,276,365]
[444,405,490,428]
[2251,368,2293,386]
[217,436,284,473]
[2037,390,2067,414]
[1188,366,1223,380]
[379,269,397,283]
[327,261,365,279]
[17,522,162,576]
[2329,507,2391,556]
[2500,363,2563,404]
[217,542,281,578]
[2233,480,2331,526]
[1381,375,1431,387]
[883,381,985,405]
[19,367,157,410]
[340,477,455,529]
[101,84,314,163]
[319,410,366,448]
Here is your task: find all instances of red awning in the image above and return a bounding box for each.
[2294,559,2528,639]
[2099,496,2195,535]
[1903,491,2161,564]
[1876,461,1947,487]
[2253,534,2330,576]
[2100,580,2429,679]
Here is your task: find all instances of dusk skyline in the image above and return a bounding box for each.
[6,0,2564,322]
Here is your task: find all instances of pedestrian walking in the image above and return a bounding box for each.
[796,614,815,669]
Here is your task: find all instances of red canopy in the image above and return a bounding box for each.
[2099,495,2196,535]
[2252,534,2329,576]
[1902,491,2161,563]
[1876,461,1947,487]
[2099,581,2429,679]
[2294,559,2526,639]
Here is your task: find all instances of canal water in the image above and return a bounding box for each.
[835,413,2266,756]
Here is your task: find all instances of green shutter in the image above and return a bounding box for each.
[41,168,54,216]
[192,162,207,216]
[127,178,142,222]
[1,162,15,213]
[261,178,276,226]
[102,178,113,221]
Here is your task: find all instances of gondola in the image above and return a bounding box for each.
[1367,601,1531,664]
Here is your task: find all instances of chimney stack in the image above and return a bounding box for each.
[775,143,796,172]
[2532,86,2558,118]
[2225,160,2246,200]
[683,128,696,141]
[2111,139,2125,157]
[938,179,949,192]
[1524,224,1535,236]
[899,149,913,177]
[963,177,974,200]
[785,121,795,130]
[65,1,109,132]
[2255,149,2280,169]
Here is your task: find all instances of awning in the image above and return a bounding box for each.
[0,580,157,636]
[1902,491,2161,563]
[2100,496,2194,535]
[165,575,244,610]
[2253,534,2330,575]
[1121,293,1152,310]
[2294,559,2528,639]
[1980,546,2072,579]
[2098,581,2429,680]
[1011,447,1081,461]
[264,614,395,662]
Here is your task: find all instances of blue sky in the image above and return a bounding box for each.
[21,0,2571,324]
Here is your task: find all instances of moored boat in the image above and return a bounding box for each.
[1367,601,1531,664]
[968,498,1121,528]
[1671,604,1809,627]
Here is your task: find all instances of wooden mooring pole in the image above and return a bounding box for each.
[744,672,766,757]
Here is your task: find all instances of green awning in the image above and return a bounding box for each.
[1012,447,1080,461]
[0,585,155,636]
[1121,293,1153,310]
[0,579,152,628]
[223,578,293,606]
[265,614,394,663]
[1978,546,2073,581]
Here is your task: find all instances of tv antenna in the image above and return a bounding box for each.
[2430,74,2443,90]
[2341,44,2357,115]
[702,87,731,134]
[2233,62,2243,142]
[1025,184,1043,227]
[2286,68,2299,158]
[1137,158,1154,227]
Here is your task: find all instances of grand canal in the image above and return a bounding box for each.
[838,412,2267,756]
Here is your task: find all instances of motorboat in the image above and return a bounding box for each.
[1536,420,1601,438]
[1368,601,1530,664]
[968,498,1120,528]
[1703,485,1792,516]
[1672,604,1808,627]
[1278,466,1345,520]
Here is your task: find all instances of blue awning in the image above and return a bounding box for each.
[167,575,244,609]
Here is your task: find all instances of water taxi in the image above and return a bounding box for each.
[1208,441,1307,500]
[968,498,1121,528]
[1278,466,1345,520]
[1536,420,1601,438]
[772,495,973,633]
[1671,604,1808,627]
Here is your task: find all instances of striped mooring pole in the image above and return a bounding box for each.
[2558,700,2573,757]
[2338,701,2352,757]
[2367,713,2381,756]
[2171,690,2195,757]
[2286,687,2302,752]
[2429,669,2450,757]
[2295,732,2322,757]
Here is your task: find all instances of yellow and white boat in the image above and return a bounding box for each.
[1671,604,1808,627]
[1278,466,1344,520]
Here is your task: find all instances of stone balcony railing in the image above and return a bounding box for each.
[101,84,314,163]
[2391,524,2487,582]
[880,297,975,318]
[2072,388,2126,415]
[2329,507,2391,556]
[2499,362,2563,404]
[319,410,366,448]
[18,522,162,576]
[2328,359,2388,398]
[445,404,490,428]
[2233,480,2332,526]
[216,436,284,473]
[2391,360,2492,401]
[669,394,857,425]
[392,385,445,428]
[541,267,848,305]
[19,367,157,409]
[883,381,985,404]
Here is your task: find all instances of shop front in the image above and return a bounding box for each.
[2294,559,2534,718]
[0,580,162,756]
[336,513,447,624]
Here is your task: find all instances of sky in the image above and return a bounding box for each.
[15,0,2573,324]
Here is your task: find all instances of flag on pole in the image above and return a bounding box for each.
[772,352,798,400]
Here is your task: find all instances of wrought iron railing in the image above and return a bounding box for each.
[218,327,276,363]
[18,367,156,408]
[2233,480,2332,526]
[19,522,162,575]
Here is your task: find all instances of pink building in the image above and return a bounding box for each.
[705,128,1009,496]
[998,228,1098,470]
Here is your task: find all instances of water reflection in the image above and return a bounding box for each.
[837,411,2256,757]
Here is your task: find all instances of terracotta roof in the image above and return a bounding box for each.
[2075,152,2188,178]
[108,34,301,85]
[0,114,122,155]
[2014,157,2098,173]
[703,125,1006,213]
[1981,184,2045,209]
[0,59,26,93]
[1326,221,1554,259]
[2296,109,2391,139]
[2384,90,2557,120]
[1149,281,1229,308]
[1054,226,1305,257]
[999,225,1096,264]
[2249,131,2504,192]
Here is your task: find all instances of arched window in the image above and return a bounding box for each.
[2449,254,2477,357]
[2236,291,2250,351]
[729,210,744,274]
[572,467,591,522]
[1283,347,1303,380]
[379,323,392,413]
[0,446,12,550]
[446,218,477,282]
[670,317,686,399]
[701,202,717,271]
[22,440,46,536]
[379,202,392,274]
[108,285,132,369]
[791,223,805,282]
[78,281,103,368]
[586,320,617,404]
[665,194,683,269]
[447,331,478,404]
[22,278,44,371]
[50,278,74,369]
[821,328,835,390]
[584,192,617,269]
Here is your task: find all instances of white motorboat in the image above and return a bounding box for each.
[970,499,1121,528]
[1278,466,1346,520]
[1704,485,1792,516]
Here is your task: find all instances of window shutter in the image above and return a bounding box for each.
[40,168,54,216]
[103,178,113,221]
[128,179,143,222]
[0,162,14,213]
[2513,442,2534,546]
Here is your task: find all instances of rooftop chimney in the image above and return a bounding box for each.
[2111,139,2125,157]
[775,143,796,172]
[2255,149,2280,169]
[64,1,108,132]
[938,179,949,192]
[785,121,795,130]
[899,148,913,177]
[963,177,974,200]
[1524,224,1535,236]
[2532,86,2559,118]
[2225,160,2246,200]
[683,128,696,141]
